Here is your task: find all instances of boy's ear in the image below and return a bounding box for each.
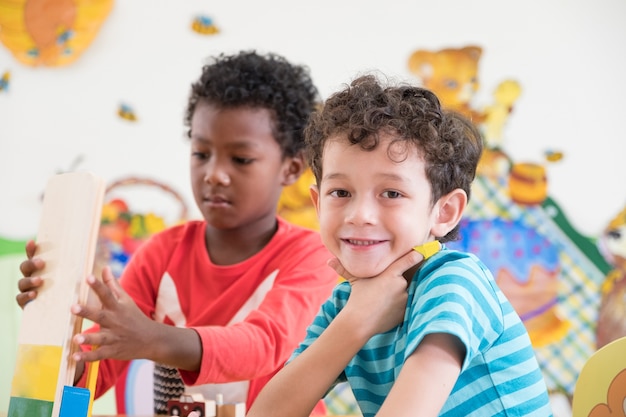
[431,189,467,237]
[281,152,306,186]
[309,184,321,216]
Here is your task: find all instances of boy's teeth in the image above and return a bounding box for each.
[350,240,376,246]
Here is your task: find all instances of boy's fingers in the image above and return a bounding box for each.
[19,258,44,276]
[390,249,424,275]
[72,345,103,363]
[17,276,42,292]
[101,266,124,300]
[16,291,36,308]
[328,249,424,283]
[87,275,115,305]
[71,302,100,324]
[327,258,355,282]
[86,270,121,308]
[25,239,37,258]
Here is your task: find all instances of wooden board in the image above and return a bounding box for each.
[8,172,105,417]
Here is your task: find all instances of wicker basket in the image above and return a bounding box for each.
[96,177,188,278]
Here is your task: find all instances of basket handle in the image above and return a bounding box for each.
[105,177,189,222]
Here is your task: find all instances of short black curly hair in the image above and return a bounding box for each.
[184,50,320,158]
[305,74,483,242]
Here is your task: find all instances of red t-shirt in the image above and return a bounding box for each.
[78,217,337,412]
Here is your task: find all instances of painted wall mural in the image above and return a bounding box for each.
[190,15,219,35]
[595,206,626,350]
[0,0,114,67]
[408,44,614,402]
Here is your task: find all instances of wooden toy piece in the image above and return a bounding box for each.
[413,240,441,260]
[85,353,100,417]
[215,393,245,417]
[216,402,245,417]
[58,386,91,417]
[167,393,216,417]
[8,172,105,417]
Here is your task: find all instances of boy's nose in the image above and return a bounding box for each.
[204,163,230,186]
[345,197,377,225]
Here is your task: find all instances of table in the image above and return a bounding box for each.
[0,413,360,417]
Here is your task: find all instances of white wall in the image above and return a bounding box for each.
[1,0,625,240]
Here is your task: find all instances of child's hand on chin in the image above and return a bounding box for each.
[329,250,424,336]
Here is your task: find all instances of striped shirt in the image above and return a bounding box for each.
[290,248,552,416]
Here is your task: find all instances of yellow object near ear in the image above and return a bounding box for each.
[413,241,441,259]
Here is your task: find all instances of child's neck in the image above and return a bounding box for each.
[205,220,278,265]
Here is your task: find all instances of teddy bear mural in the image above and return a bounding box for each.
[407,44,570,346]
[403,46,620,409]
[408,45,487,124]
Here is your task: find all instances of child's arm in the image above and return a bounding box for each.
[376,332,464,417]
[247,249,425,417]
[70,266,202,372]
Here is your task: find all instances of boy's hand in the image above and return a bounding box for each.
[328,249,424,337]
[16,240,45,308]
[70,266,159,363]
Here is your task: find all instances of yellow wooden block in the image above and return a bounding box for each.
[11,344,62,401]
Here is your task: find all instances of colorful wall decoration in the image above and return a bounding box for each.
[409,44,614,401]
[0,0,114,67]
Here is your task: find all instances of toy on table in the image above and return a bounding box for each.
[167,393,245,417]
[7,172,105,417]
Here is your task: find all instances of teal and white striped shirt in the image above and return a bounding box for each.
[290,248,552,416]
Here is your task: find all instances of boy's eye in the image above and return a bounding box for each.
[330,189,350,198]
[192,151,209,160]
[233,156,254,165]
[382,190,402,199]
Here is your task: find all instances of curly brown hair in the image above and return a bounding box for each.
[305,74,483,242]
[184,50,320,158]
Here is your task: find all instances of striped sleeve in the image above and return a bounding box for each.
[405,253,504,368]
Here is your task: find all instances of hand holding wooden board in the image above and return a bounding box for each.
[8,172,105,417]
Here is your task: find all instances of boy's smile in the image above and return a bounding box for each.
[311,133,439,279]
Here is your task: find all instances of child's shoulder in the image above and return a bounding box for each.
[156,219,205,236]
[275,217,325,246]
[419,247,495,286]
[426,246,483,269]
[142,219,206,247]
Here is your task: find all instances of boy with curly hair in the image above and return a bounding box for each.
[16,50,337,414]
[248,74,552,416]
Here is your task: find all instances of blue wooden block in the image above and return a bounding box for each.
[59,385,91,417]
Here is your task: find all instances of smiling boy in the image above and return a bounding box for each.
[248,74,552,417]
